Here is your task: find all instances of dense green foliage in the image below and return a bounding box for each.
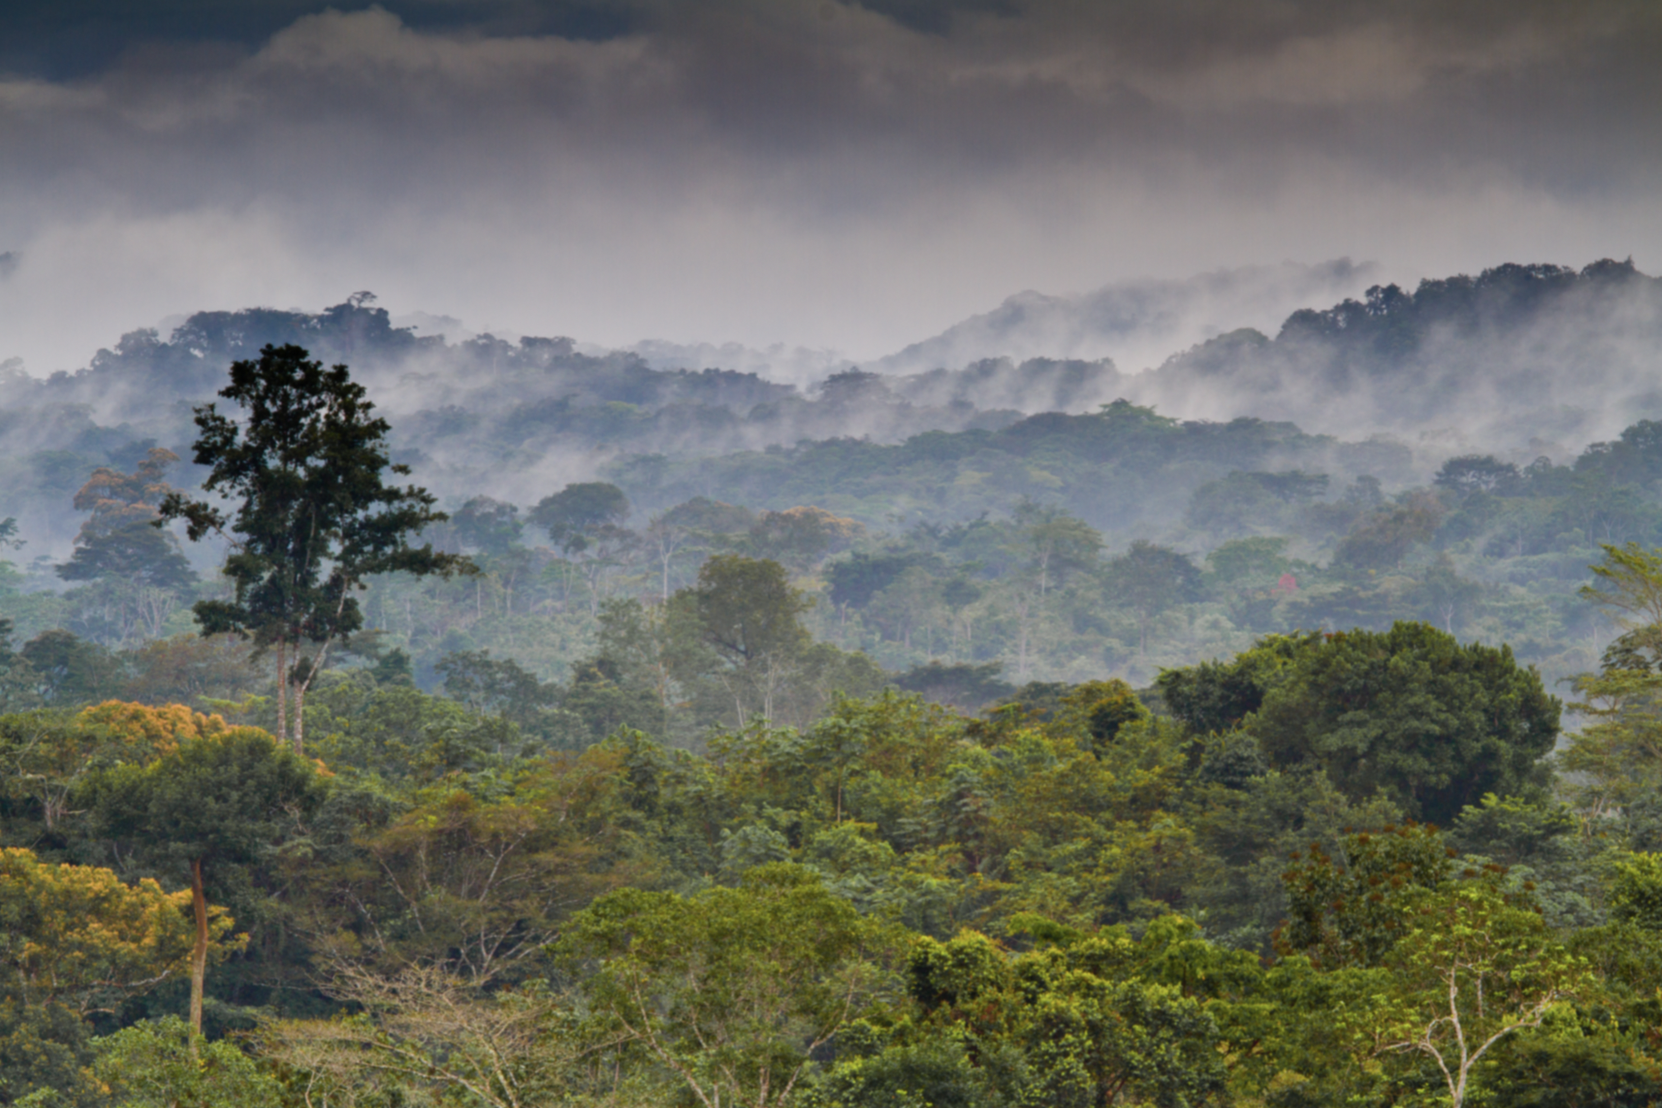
[6,265,1662,1103]
[0,540,1656,1104]
[1164,624,1560,823]
[0,534,1659,1105]
[10,367,1661,706]
[0,634,1655,1105]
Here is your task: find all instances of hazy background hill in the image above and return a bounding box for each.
[869,259,1380,377]
[1124,259,1662,450]
[5,256,1662,698]
[2,257,1658,558]
[861,257,1662,455]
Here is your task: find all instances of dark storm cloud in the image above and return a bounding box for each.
[6,1,1659,175]
[0,1,638,78]
[0,0,1658,376]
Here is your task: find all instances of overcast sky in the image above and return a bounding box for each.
[1,0,1658,373]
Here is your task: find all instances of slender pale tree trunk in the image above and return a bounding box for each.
[189,857,208,1046]
[289,588,350,753]
[761,657,781,724]
[274,641,288,748]
[729,676,746,730]
[292,657,311,752]
[1013,595,1032,681]
[291,633,337,754]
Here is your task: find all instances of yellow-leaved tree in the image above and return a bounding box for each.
[75,699,237,753]
[0,847,239,1016]
[1,701,245,832]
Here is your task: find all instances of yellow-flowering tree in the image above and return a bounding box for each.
[0,848,237,1016]
[1,702,244,833]
[74,700,235,753]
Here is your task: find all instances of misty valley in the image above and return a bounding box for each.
[6,258,1662,1106]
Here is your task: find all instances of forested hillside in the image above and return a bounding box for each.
[3,258,1659,546]
[3,394,1657,701]
[3,260,1661,703]
[6,263,1662,1104]
[8,586,1662,1105]
[1132,259,1662,444]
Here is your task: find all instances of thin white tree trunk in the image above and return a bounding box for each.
[275,640,289,747]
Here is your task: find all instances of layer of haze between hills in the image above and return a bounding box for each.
[0,257,1658,559]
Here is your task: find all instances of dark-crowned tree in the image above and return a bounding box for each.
[436,648,561,736]
[449,495,524,557]
[827,552,949,613]
[1434,454,1523,498]
[19,630,122,707]
[529,482,635,612]
[1156,632,1319,737]
[1102,540,1201,657]
[686,555,812,726]
[159,344,474,750]
[893,661,1014,713]
[529,482,630,555]
[1248,622,1559,823]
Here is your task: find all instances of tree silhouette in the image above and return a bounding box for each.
[159,344,473,749]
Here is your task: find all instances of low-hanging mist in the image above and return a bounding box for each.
[0,255,1657,566]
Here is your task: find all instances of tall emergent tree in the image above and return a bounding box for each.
[59,448,195,589]
[530,481,636,613]
[687,554,813,725]
[159,343,473,749]
[1248,622,1559,823]
[57,447,198,642]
